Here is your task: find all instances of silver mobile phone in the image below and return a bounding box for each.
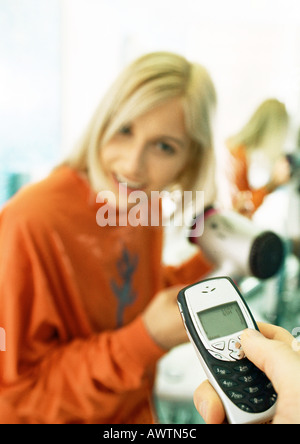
[177,276,277,424]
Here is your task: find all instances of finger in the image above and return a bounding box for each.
[193,380,226,424]
[241,328,300,394]
[257,322,294,345]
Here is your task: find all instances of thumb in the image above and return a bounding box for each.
[241,328,271,368]
[241,328,299,394]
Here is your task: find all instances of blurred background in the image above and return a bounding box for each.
[1,0,300,424]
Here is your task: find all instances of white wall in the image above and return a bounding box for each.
[61,0,300,156]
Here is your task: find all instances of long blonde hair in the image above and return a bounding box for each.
[64,51,217,205]
[227,99,289,154]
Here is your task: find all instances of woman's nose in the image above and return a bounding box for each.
[123,144,147,177]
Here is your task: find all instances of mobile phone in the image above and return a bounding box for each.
[177,276,277,424]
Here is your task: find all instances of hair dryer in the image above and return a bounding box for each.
[286,152,300,177]
[189,207,285,280]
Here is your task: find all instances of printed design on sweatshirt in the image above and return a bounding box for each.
[110,247,139,327]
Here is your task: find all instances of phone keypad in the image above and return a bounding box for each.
[212,358,277,413]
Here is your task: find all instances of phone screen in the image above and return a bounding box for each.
[197,302,248,340]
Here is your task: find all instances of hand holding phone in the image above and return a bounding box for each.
[177,277,277,424]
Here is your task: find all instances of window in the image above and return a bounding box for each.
[0,0,61,205]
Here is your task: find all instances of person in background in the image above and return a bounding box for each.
[194,323,300,424]
[226,99,291,218]
[0,52,216,424]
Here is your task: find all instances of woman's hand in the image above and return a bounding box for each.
[142,286,188,350]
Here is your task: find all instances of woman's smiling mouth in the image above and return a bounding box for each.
[112,173,146,193]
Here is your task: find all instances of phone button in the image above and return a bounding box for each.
[244,385,261,394]
[208,350,227,360]
[237,403,254,413]
[229,349,245,360]
[269,393,277,406]
[212,341,225,351]
[239,374,257,384]
[220,379,237,388]
[228,338,241,351]
[250,396,265,406]
[234,363,254,373]
[228,390,244,401]
[213,366,232,376]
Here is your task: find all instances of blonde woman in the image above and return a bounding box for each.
[227,99,290,217]
[0,52,216,424]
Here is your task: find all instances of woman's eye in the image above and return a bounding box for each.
[118,125,132,135]
[157,142,176,155]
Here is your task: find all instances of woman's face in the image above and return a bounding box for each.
[100,98,191,209]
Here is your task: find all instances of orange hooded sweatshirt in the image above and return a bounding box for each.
[0,166,212,424]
